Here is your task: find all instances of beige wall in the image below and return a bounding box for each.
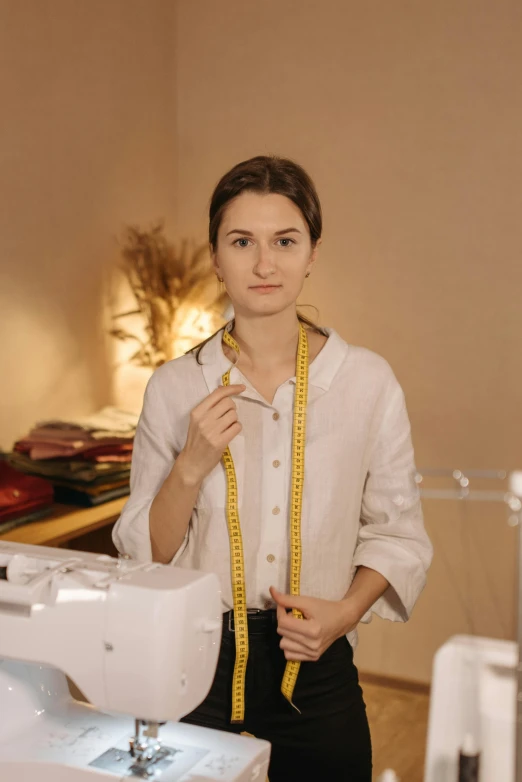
[1,0,521,684]
[0,0,177,449]
[174,0,522,682]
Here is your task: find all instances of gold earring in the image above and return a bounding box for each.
[305,271,311,278]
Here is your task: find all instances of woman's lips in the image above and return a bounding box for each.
[249,285,281,293]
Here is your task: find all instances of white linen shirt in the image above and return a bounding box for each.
[113,326,433,646]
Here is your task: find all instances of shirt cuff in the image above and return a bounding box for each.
[112,498,153,562]
[169,527,190,566]
[113,497,192,567]
[351,538,428,622]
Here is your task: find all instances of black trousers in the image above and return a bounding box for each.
[181,610,372,781]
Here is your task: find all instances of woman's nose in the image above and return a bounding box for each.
[253,245,276,277]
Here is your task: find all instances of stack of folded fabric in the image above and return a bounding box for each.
[0,459,54,534]
[10,407,138,507]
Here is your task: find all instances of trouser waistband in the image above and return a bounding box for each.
[222,609,277,634]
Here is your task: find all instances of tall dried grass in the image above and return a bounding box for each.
[110,222,228,367]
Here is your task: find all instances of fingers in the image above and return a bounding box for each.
[216,383,246,396]
[221,420,242,444]
[194,384,245,416]
[215,408,238,429]
[274,596,318,644]
[274,599,322,651]
[213,397,240,421]
[212,384,246,405]
[276,605,303,631]
[276,601,286,624]
[271,588,309,616]
[190,393,241,450]
[279,636,321,662]
[214,411,243,447]
[272,588,326,660]
[183,384,245,483]
[274,602,316,638]
[282,651,317,662]
[276,624,314,644]
[278,617,320,645]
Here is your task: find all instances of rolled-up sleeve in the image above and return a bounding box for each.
[112,372,188,563]
[352,373,433,622]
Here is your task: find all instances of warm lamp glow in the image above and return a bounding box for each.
[171,305,222,358]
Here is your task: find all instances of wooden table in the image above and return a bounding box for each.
[0,497,127,548]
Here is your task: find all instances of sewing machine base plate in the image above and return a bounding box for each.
[90,743,208,778]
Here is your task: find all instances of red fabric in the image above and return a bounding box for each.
[0,462,54,522]
[14,440,133,461]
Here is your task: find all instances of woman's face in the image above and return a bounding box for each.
[212,191,319,318]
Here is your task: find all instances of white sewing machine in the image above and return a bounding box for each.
[0,541,270,781]
[425,634,516,781]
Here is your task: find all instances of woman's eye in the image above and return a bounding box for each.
[234,238,252,247]
[277,238,295,247]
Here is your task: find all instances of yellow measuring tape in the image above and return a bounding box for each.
[221,322,309,723]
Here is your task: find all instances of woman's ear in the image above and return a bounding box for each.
[307,237,322,272]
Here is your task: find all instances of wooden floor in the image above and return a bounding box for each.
[361,676,430,781]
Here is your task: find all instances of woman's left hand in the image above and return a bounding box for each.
[269,586,361,662]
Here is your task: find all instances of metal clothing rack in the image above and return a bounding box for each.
[416,467,522,782]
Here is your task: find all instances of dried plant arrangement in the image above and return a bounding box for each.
[110,222,229,368]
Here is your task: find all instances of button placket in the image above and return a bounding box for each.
[258,404,284,593]
[257,384,294,599]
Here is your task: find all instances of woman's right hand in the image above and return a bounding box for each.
[176,384,246,486]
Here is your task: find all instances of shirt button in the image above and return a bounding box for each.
[272,460,280,468]
[12,489,20,498]
[266,554,275,563]
[272,506,280,515]
[272,412,280,421]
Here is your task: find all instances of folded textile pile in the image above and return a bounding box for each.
[0,459,54,534]
[10,407,138,507]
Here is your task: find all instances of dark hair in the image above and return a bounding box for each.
[190,155,328,363]
[209,155,322,250]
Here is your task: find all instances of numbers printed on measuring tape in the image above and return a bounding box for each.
[222,323,309,722]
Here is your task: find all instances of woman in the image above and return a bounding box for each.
[113,155,433,781]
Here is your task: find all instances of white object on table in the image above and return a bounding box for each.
[0,541,270,781]
[425,635,516,782]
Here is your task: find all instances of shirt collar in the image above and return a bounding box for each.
[199,323,348,396]
[307,328,348,391]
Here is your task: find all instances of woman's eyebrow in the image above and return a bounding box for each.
[225,227,302,236]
